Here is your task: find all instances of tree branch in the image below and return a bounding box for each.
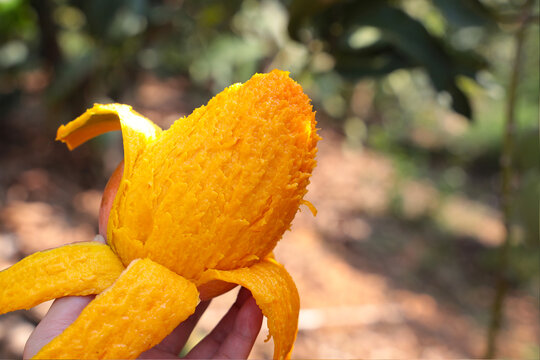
[484,0,534,357]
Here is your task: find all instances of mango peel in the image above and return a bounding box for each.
[0,70,319,359]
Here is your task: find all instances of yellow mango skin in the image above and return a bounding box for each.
[56,103,162,194]
[0,242,124,315]
[197,258,300,360]
[109,70,319,279]
[34,258,199,359]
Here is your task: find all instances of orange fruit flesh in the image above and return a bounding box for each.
[107,70,318,280]
[34,258,199,359]
[0,243,124,316]
[0,70,319,360]
[99,161,237,301]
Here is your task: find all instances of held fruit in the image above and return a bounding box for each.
[0,70,319,360]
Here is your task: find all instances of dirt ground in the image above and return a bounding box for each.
[0,74,538,358]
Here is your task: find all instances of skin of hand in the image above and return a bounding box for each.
[23,164,264,359]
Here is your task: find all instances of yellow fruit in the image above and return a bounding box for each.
[0,70,319,360]
[0,242,124,313]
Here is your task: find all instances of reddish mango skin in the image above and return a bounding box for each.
[99,161,124,239]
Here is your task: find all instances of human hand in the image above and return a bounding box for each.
[24,286,263,359]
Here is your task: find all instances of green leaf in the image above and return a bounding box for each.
[287,0,487,119]
[432,0,497,28]
[71,0,126,38]
[334,42,416,78]
[445,83,472,119]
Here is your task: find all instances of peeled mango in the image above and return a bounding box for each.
[0,70,319,359]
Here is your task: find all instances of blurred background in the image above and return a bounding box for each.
[0,0,538,358]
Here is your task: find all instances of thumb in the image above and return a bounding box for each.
[23,296,94,358]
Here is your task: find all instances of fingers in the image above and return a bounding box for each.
[23,295,94,359]
[211,294,263,359]
[24,287,263,359]
[185,287,263,359]
[140,300,211,358]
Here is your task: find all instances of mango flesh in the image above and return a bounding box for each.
[0,243,124,314]
[35,258,199,359]
[108,70,319,280]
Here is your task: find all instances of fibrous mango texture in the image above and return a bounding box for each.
[35,259,198,359]
[0,70,319,360]
[0,243,124,314]
[106,71,318,279]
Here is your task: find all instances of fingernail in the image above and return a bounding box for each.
[93,234,106,244]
